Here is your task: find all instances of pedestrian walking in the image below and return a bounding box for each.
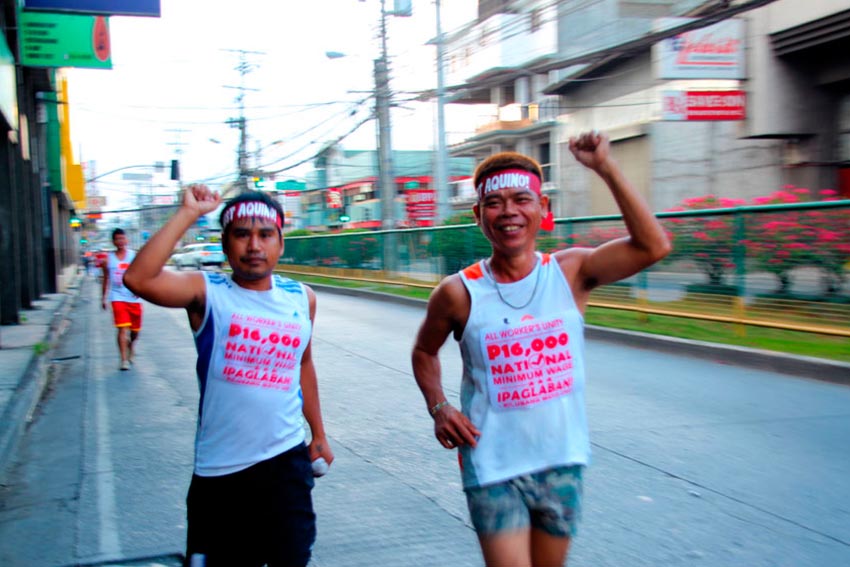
[123,186,334,566]
[101,228,142,371]
[411,131,671,566]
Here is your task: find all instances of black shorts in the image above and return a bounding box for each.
[185,443,316,567]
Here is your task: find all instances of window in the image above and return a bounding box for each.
[539,142,552,183]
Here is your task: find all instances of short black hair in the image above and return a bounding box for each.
[219,191,284,235]
[111,228,126,240]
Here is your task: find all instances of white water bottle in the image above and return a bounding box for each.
[311,457,330,477]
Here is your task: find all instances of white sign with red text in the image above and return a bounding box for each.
[223,313,303,390]
[481,314,575,410]
[656,18,745,79]
[661,90,746,121]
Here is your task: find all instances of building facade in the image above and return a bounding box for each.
[1,1,80,326]
[441,0,850,218]
[303,146,474,231]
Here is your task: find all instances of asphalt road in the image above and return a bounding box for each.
[0,275,848,566]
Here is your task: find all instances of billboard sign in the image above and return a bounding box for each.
[87,195,107,208]
[661,90,746,121]
[390,0,412,17]
[656,18,745,79]
[151,195,176,205]
[326,187,343,209]
[22,0,161,17]
[406,189,436,220]
[19,11,111,68]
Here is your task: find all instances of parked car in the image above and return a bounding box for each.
[171,243,226,270]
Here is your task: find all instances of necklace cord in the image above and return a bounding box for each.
[484,257,541,310]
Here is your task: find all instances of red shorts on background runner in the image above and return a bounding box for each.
[111,301,143,331]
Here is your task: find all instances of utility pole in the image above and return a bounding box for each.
[434,0,450,224]
[165,128,187,234]
[224,49,262,193]
[375,0,397,270]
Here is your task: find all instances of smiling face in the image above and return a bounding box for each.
[474,186,549,256]
[471,153,546,258]
[223,217,283,288]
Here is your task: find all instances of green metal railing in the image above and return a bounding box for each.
[280,200,850,337]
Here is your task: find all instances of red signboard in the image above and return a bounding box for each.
[405,189,436,220]
[662,90,746,121]
[326,187,342,209]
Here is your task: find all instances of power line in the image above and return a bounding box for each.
[265,113,375,175]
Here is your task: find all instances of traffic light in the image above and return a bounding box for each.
[170,159,180,181]
[69,217,82,229]
[253,176,265,189]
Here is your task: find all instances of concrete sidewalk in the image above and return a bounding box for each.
[0,271,84,486]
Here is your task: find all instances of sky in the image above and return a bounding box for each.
[68,0,478,209]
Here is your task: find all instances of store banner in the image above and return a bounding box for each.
[22,0,160,17]
[655,18,745,80]
[326,187,343,209]
[19,11,112,69]
[406,189,436,220]
[661,90,746,121]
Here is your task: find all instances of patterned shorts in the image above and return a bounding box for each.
[465,465,583,537]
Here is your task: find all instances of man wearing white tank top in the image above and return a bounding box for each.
[412,131,671,566]
[124,187,333,566]
[101,227,142,371]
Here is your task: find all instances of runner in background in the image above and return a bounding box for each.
[101,228,142,371]
[411,131,671,566]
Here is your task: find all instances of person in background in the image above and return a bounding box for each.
[123,186,333,566]
[101,228,142,371]
[411,131,671,566]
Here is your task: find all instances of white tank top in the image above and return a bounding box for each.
[106,250,140,303]
[192,272,311,476]
[457,252,589,488]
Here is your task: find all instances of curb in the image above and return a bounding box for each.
[307,282,850,386]
[0,276,84,486]
[583,326,850,385]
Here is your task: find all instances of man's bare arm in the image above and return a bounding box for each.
[411,276,480,448]
[558,132,671,294]
[123,185,221,310]
[101,261,109,310]
[300,286,334,465]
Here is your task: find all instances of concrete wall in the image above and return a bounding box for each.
[550,47,792,216]
[650,121,782,210]
[764,0,847,32]
[743,7,835,138]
